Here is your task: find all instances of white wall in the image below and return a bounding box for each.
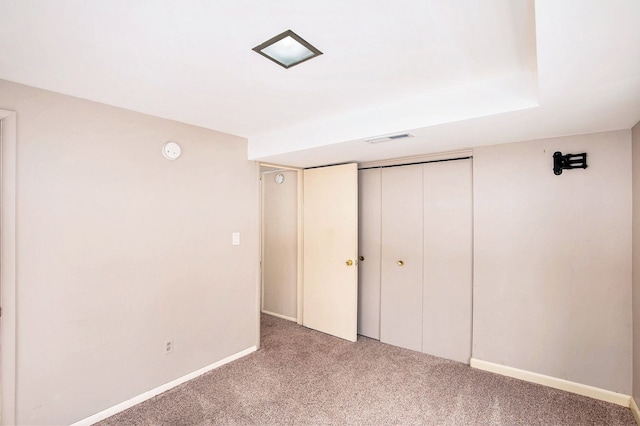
[632,121,640,406]
[0,79,259,425]
[473,130,632,394]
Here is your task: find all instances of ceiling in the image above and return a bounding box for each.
[0,0,639,168]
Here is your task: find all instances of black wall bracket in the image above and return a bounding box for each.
[553,151,587,175]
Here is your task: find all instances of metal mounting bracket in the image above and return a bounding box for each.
[553,151,587,175]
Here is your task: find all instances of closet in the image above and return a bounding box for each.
[358,158,472,364]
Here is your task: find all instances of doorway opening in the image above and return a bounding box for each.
[259,164,303,325]
[258,162,360,343]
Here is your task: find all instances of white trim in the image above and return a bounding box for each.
[296,168,304,325]
[0,109,17,426]
[358,149,473,169]
[259,162,302,172]
[259,167,265,316]
[71,346,257,426]
[259,162,304,326]
[630,396,640,426]
[470,358,631,407]
[261,310,297,322]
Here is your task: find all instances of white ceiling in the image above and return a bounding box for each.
[0,0,639,168]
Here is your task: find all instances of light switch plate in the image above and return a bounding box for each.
[232,232,240,245]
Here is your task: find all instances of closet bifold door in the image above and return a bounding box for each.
[422,159,473,363]
[358,168,381,339]
[380,164,423,352]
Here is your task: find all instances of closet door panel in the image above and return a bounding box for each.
[422,159,473,363]
[358,168,382,339]
[380,165,423,352]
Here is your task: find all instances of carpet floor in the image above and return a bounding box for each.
[98,314,636,425]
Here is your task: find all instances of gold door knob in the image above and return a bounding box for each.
[397,260,404,267]
[359,256,365,261]
[346,259,354,266]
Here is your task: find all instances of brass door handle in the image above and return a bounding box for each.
[346,259,354,266]
[397,260,404,267]
[359,256,365,261]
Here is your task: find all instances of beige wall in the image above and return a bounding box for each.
[0,79,259,425]
[473,130,632,394]
[2,74,637,422]
[261,169,297,319]
[633,121,640,406]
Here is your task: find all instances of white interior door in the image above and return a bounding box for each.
[303,163,358,342]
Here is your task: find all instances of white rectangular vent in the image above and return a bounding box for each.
[365,132,415,144]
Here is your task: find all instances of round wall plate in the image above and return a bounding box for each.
[275,173,285,184]
[162,142,181,160]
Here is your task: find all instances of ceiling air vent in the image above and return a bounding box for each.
[365,132,415,144]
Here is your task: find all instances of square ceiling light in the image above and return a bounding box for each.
[252,30,323,69]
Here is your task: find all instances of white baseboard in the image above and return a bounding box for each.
[71,346,257,426]
[630,396,640,425]
[261,310,297,322]
[470,358,631,407]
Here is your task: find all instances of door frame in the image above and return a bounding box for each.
[0,109,17,426]
[258,163,304,329]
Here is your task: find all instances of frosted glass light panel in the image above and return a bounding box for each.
[253,30,323,69]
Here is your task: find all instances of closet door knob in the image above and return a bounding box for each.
[346,259,354,266]
[397,260,404,267]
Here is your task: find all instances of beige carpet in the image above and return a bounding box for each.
[98,314,636,425]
